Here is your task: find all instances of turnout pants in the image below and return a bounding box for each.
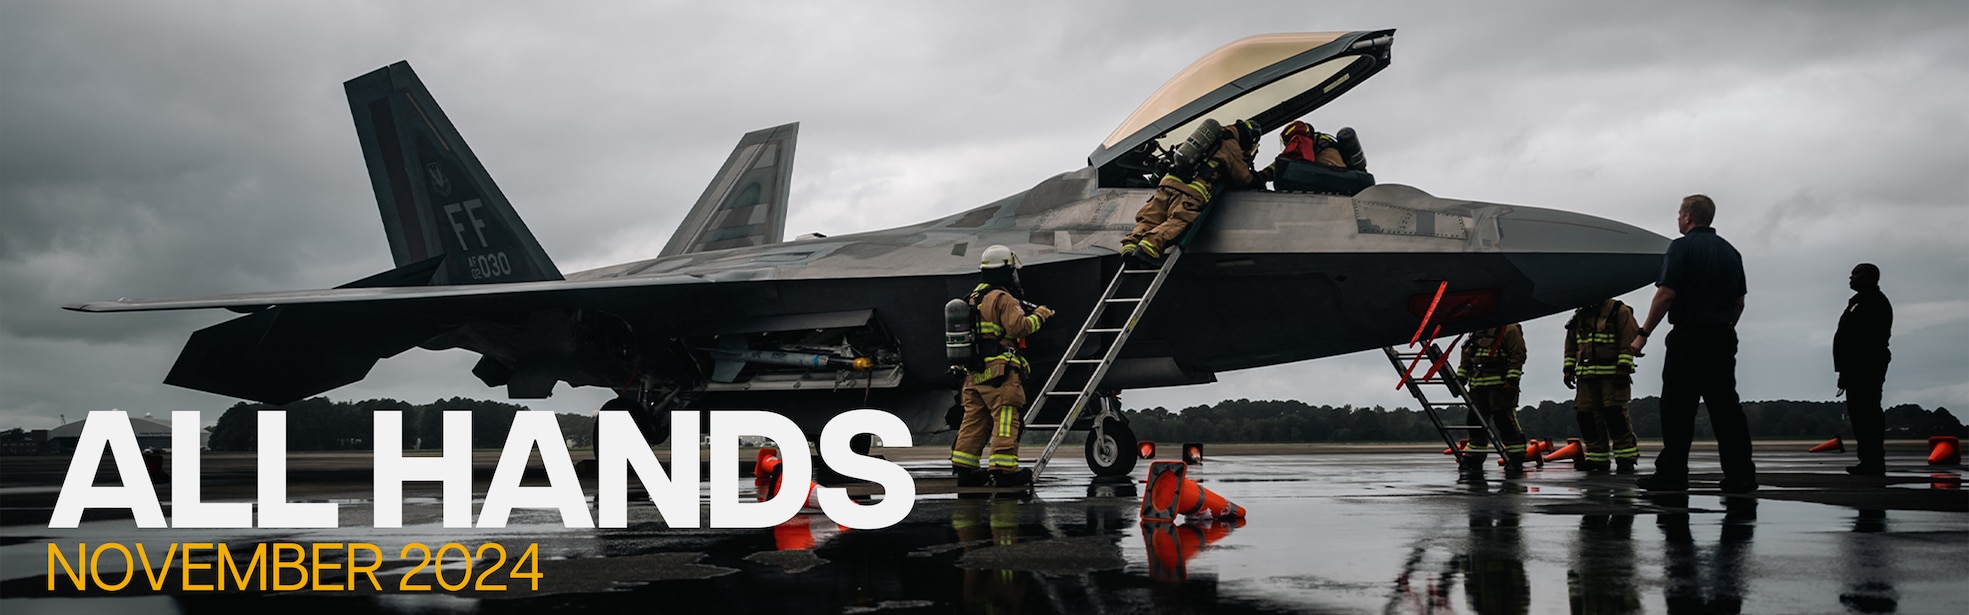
[1464,386,1527,460]
[951,368,1026,473]
[1654,325,1756,481]
[1575,376,1639,464]
[1123,180,1207,251]
[1844,370,1888,467]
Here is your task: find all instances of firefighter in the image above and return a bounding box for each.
[1564,298,1642,474]
[1456,323,1530,475]
[950,245,1053,488]
[1258,120,1346,186]
[1120,119,1262,264]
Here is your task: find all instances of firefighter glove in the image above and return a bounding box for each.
[1032,306,1054,320]
[1562,373,1576,389]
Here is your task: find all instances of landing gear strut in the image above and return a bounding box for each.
[592,393,670,462]
[1083,396,1137,477]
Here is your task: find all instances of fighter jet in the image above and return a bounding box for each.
[68,30,1668,475]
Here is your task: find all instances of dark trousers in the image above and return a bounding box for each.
[1844,371,1887,467]
[1655,324,1756,481]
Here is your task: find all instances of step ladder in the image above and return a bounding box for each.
[1022,248,1187,479]
[1383,341,1507,467]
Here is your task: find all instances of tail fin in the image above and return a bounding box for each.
[345,61,562,284]
[660,123,798,257]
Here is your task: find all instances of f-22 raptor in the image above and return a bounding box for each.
[70,30,1668,476]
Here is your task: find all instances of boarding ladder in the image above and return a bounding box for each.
[1022,248,1187,479]
[1383,341,1507,468]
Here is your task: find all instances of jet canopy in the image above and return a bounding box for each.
[1091,29,1394,187]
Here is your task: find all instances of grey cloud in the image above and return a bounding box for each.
[3,1,1964,428]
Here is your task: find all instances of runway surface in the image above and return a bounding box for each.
[1,444,1963,613]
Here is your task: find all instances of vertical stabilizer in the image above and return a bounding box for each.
[345,61,562,284]
[660,123,798,257]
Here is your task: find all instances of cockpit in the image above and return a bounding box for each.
[1091,30,1394,194]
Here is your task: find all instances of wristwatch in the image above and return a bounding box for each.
[1637,327,1650,337]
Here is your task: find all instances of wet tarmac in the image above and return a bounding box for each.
[1,445,1964,613]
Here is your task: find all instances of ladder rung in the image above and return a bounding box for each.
[1044,391,1082,396]
[1025,423,1063,429]
[1086,328,1124,334]
[1122,269,1160,274]
[1104,298,1143,303]
[1065,359,1104,365]
[1439,424,1487,430]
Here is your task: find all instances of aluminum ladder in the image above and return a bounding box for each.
[1382,342,1508,468]
[1022,248,1186,479]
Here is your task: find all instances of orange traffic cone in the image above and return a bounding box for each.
[1139,440,1157,459]
[773,512,845,550]
[1141,461,1245,522]
[754,447,779,478]
[1183,442,1204,466]
[756,452,783,484]
[1808,437,1845,453]
[1141,517,1244,584]
[1542,439,1583,463]
[1929,436,1961,466]
[755,454,822,509]
[1443,438,1469,455]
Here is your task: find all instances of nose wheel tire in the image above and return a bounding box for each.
[1085,416,1138,477]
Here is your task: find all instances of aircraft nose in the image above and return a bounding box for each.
[1495,206,1670,255]
[1495,206,1671,311]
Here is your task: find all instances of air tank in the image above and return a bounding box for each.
[945,298,975,368]
[1167,118,1225,180]
[1335,126,1367,171]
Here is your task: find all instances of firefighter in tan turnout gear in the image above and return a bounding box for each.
[1456,323,1530,475]
[1564,298,1643,473]
[951,245,1052,488]
[1120,119,1262,264]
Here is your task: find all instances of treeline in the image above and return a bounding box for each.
[195,396,1963,451]
[206,397,596,452]
[1122,398,1964,444]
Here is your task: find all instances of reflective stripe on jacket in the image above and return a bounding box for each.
[970,284,1042,375]
[1457,324,1526,387]
[1564,300,1639,378]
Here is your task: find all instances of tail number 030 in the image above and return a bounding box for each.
[467,252,513,280]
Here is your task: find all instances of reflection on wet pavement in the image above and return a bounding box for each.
[1,450,1964,613]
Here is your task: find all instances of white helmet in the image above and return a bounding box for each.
[979,244,1022,270]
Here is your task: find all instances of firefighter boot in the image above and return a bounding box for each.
[955,467,989,487]
[1458,453,1488,477]
[1616,458,1637,475]
[1130,240,1166,267]
[1503,453,1527,477]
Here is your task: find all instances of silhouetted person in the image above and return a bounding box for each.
[1839,509,1899,613]
[1633,194,1756,493]
[1836,263,1893,476]
[1655,494,1756,614]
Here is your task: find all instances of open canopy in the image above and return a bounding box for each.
[1090,29,1394,184]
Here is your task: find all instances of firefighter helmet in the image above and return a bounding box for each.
[979,244,1022,270]
[1233,119,1261,151]
[1282,120,1312,141]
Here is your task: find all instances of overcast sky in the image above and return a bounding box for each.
[4,2,1965,429]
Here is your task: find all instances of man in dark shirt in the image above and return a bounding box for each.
[1631,194,1756,493]
[1835,263,1893,475]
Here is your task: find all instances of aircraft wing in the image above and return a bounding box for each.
[62,273,707,313]
[659,122,797,257]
